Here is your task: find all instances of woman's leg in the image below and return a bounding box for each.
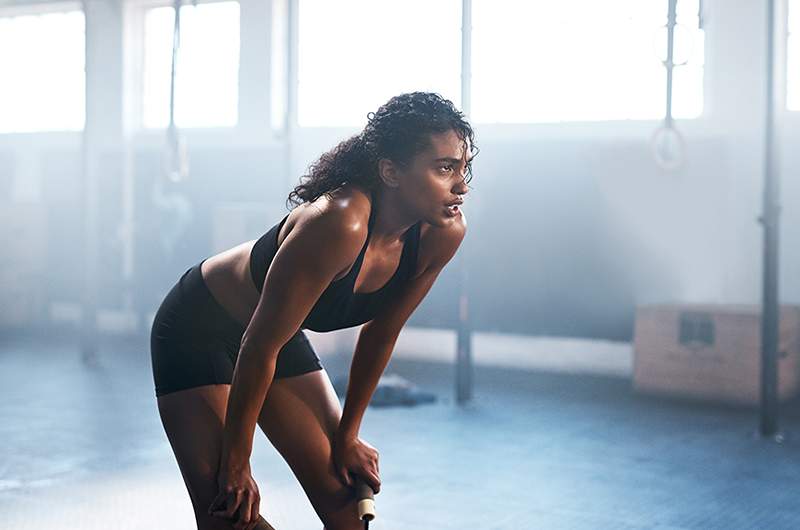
[257,368,363,530]
[153,261,285,528]
[157,370,362,530]
[157,384,274,530]
[158,384,232,530]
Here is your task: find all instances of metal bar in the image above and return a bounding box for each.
[460,0,472,117]
[169,0,180,130]
[80,0,98,361]
[759,0,781,437]
[455,0,473,405]
[665,0,677,127]
[285,0,298,190]
[286,0,297,134]
[698,0,704,29]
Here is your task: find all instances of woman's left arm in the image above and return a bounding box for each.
[337,266,441,441]
[336,216,467,443]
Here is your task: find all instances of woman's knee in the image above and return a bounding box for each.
[195,513,235,530]
[322,517,364,530]
[308,479,364,530]
[257,371,363,529]
[320,506,365,530]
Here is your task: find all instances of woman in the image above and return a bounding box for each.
[150,92,477,530]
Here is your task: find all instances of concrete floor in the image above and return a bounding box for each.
[2,333,800,529]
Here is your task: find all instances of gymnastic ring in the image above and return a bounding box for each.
[650,125,686,171]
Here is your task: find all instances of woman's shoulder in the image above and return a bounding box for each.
[282,186,371,252]
[297,185,371,230]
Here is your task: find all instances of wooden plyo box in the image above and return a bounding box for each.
[633,304,800,406]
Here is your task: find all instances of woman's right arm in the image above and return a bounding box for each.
[210,201,368,526]
[223,203,367,466]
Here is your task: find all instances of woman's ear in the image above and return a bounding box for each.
[377,158,402,188]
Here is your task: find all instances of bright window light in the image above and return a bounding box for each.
[0,9,85,133]
[142,1,240,129]
[472,0,705,123]
[297,0,462,127]
[789,0,800,110]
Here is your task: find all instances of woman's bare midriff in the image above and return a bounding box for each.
[199,203,304,328]
[200,240,261,328]
[199,200,349,330]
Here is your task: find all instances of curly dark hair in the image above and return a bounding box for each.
[286,91,478,208]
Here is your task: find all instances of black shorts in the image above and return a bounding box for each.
[150,259,323,397]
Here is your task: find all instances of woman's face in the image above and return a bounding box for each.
[388,129,472,227]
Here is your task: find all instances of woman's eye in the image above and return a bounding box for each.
[440,166,453,172]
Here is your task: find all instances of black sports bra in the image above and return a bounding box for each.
[249,203,422,332]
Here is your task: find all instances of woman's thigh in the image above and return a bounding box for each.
[257,368,363,530]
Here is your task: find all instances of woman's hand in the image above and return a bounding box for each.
[209,461,261,530]
[331,432,381,494]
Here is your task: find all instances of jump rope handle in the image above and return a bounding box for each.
[354,475,376,523]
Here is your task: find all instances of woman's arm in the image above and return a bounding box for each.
[219,204,369,471]
[337,266,442,439]
[337,215,468,441]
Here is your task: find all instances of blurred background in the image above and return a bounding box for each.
[2,0,800,528]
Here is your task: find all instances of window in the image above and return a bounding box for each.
[297,0,462,127]
[142,1,240,128]
[471,0,704,123]
[789,0,800,110]
[0,7,85,133]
